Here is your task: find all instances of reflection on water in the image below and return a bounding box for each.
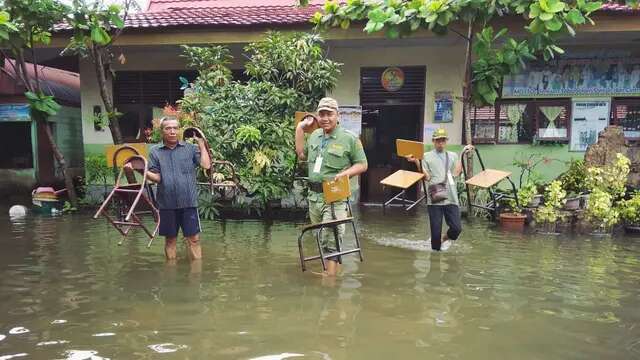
[0,208,639,359]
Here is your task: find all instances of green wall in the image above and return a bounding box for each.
[423,143,582,185]
[51,106,84,169]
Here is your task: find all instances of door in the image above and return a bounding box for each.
[360,105,422,203]
[359,66,426,203]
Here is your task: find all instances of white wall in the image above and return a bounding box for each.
[80,39,467,145]
[327,39,466,144]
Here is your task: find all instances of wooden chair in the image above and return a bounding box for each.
[94,155,160,247]
[380,139,427,211]
[183,127,240,197]
[297,176,364,272]
[461,147,520,220]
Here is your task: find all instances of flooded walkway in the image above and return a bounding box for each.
[1,208,640,359]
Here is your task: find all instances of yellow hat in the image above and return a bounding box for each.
[432,128,448,140]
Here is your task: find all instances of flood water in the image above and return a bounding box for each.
[1,207,640,359]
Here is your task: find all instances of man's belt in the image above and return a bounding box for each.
[308,181,323,193]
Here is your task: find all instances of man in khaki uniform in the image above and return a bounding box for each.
[295,97,368,276]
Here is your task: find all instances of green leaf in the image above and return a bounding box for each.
[90,26,110,45]
[0,11,10,23]
[385,26,400,38]
[566,9,585,24]
[539,12,554,21]
[25,91,39,101]
[583,1,603,13]
[545,17,563,31]
[529,3,541,18]
[548,0,566,13]
[111,14,124,28]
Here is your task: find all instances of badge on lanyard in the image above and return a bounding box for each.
[313,156,323,173]
[314,136,329,174]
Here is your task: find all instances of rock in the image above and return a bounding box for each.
[584,125,639,188]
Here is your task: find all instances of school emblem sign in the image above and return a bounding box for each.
[381,67,405,92]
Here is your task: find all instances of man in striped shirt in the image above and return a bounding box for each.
[146,118,211,261]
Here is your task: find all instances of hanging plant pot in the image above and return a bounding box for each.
[537,221,560,235]
[563,197,581,211]
[528,195,543,208]
[499,212,527,231]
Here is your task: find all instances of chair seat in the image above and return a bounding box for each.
[302,217,354,231]
[465,169,512,188]
[380,170,425,189]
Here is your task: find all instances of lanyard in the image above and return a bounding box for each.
[320,135,330,154]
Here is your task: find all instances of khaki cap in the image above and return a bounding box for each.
[316,97,339,113]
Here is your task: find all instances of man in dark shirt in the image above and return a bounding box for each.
[145,118,211,260]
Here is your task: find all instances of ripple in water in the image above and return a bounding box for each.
[0,354,28,360]
[147,343,188,353]
[7,327,29,335]
[373,237,454,252]
[249,354,304,360]
[92,333,115,337]
[36,340,69,346]
[62,350,109,360]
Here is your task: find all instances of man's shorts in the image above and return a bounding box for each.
[159,207,201,237]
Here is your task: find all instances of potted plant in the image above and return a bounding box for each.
[535,180,566,235]
[585,188,619,236]
[499,181,537,230]
[558,159,589,211]
[528,194,543,208]
[583,153,630,235]
[563,196,581,211]
[618,191,640,234]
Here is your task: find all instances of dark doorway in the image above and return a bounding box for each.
[0,122,33,169]
[359,66,426,203]
[361,105,422,203]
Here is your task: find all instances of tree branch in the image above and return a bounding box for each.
[450,27,471,42]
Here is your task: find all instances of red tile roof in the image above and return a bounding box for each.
[123,5,321,29]
[146,0,326,12]
[56,1,637,32]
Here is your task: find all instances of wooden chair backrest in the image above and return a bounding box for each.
[107,144,146,168]
[295,111,318,134]
[323,176,351,204]
[396,139,425,160]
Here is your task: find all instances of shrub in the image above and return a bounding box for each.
[179,32,341,208]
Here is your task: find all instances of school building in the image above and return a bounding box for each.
[42,0,640,202]
[0,59,83,196]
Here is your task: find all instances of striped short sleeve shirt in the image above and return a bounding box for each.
[148,141,201,209]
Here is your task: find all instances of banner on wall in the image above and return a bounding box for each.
[434,91,453,123]
[503,58,640,98]
[0,104,30,122]
[339,106,362,136]
[570,99,610,152]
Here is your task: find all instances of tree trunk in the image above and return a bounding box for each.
[40,118,79,207]
[462,20,475,216]
[93,48,123,144]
